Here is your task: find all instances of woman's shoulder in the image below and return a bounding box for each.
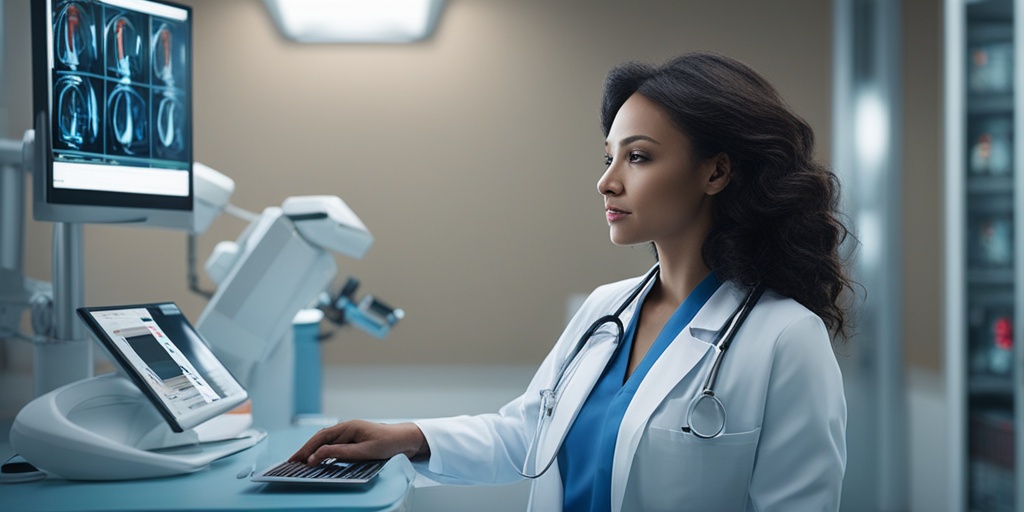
[693,281,828,350]
[747,286,835,354]
[756,287,818,322]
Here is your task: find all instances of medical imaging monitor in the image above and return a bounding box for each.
[78,303,248,432]
[31,0,194,229]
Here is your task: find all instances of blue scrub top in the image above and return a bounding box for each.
[558,271,721,512]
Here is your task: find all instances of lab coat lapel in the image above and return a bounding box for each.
[535,323,618,470]
[610,282,745,512]
[534,285,648,474]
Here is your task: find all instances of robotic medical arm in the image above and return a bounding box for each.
[197,195,371,384]
[193,186,399,430]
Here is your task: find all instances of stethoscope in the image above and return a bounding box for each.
[515,265,765,479]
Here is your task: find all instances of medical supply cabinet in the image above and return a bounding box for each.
[946,0,1024,510]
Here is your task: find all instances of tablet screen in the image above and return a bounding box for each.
[77,302,247,432]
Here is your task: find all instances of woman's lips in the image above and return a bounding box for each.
[606,207,630,223]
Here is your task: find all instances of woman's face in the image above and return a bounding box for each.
[597,93,728,249]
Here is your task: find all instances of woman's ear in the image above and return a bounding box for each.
[705,153,732,196]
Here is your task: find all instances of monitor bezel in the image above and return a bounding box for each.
[31,0,195,229]
[77,302,248,433]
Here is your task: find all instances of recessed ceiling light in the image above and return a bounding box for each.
[263,0,445,43]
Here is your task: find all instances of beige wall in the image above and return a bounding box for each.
[3,0,834,369]
[901,0,943,373]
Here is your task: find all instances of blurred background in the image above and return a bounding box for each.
[0,0,998,511]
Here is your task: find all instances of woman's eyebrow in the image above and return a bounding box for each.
[605,134,661,147]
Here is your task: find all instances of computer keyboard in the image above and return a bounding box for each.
[251,458,386,484]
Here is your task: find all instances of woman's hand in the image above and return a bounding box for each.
[288,420,430,466]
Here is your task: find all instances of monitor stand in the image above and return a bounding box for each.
[15,129,94,396]
[9,373,265,480]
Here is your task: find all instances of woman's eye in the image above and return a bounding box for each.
[604,151,647,166]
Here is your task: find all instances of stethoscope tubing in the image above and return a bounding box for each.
[543,266,659,417]
[518,266,764,477]
[520,265,659,479]
[685,283,765,438]
[699,283,766,394]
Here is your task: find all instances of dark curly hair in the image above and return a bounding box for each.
[601,52,855,340]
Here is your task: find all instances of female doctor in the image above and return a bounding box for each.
[290,52,853,512]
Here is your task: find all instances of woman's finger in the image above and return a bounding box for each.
[308,440,388,465]
[287,422,353,463]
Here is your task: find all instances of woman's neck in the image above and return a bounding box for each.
[652,245,712,307]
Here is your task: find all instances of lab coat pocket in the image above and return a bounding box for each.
[633,425,761,512]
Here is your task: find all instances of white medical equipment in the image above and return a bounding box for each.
[517,265,764,478]
[14,0,198,398]
[0,136,49,355]
[10,126,393,466]
[8,0,403,482]
[195,195,375,431]
[77,303,251,432]
[7,147,386,479]
[9,375,264,481]
[9,302,263,480]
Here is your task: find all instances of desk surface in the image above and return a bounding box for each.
[1,424,413,512]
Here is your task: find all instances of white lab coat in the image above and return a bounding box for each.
[413,272,847,512]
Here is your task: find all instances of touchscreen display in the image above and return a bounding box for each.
[78,302,247,432]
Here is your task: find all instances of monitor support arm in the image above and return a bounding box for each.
[0,129,92,397]
[0,136,31,339]
[4,131,246,399]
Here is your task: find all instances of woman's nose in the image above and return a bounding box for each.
[597,165,622,196]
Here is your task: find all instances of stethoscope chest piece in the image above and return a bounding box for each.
[685,391,727,439]
[681,282,765,439]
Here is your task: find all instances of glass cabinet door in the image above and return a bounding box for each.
[950,0,1021,510]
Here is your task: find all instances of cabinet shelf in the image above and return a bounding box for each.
[969,375,1016,397]
[967,175,1015,194]
[968,93,1014,114]
[968,268,1015,285]
[966,193,1014,212]
[967,1,1013,27]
